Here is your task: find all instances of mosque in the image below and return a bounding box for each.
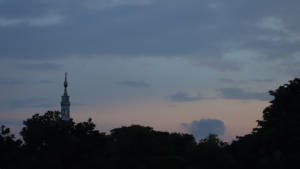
[61,72,70,120]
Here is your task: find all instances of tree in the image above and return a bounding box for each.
[231,78,300,169]
[0,125,22,169]
[190,134,234,169]
[20,111,107,169]
[107,125,196,169]
[255,78,300,167]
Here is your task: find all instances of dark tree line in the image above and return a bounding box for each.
[1,78,300,169]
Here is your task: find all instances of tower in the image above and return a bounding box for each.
[61,72,70,120]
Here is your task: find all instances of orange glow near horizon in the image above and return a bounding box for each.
[72,99,269,142]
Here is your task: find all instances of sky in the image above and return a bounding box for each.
[0,0,300,141]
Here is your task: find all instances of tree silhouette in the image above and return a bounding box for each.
[255,78,300,168]
[0,125,22,169]
[107,125,196,169]
[20,111,107,169]
[231,78,300,169]
[190,134,234,169]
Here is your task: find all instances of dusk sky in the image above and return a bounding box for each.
[1,0,299,141]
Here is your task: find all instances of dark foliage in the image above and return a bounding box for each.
[1,78,300,169]
[230,78,300,169]
[20,111,107,169]
[0,125,22,169]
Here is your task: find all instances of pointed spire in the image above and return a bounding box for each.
[64,72,68,96]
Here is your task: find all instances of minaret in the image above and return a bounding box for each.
[61,72,70,120]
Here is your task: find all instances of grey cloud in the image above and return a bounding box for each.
[0,18,23,27]
[219,78,274,84]
[219,88,271,101]
[0,78,54,85]
[252,78,274,83]
[219,78,246,84]
[274,60,300,77]
[182,119,225,139]
[26,15,64,26]
[194,57,242,72]
[35,80,55,84]
[85,0,152,9]
[32,103,58,108]
[1,97,79,111]
[5,97,53,109]
[168,92,202,102]
[0,78,24,85]
[0,0,299,72]
[116,80,150,88]
[17,63,62,71]
[0,15,64,27]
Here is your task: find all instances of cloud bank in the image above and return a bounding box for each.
[219,88,271,101]
[168,92,202,103]
[182,119,226,139]
[0,0,299,72]
[116,80,150,88]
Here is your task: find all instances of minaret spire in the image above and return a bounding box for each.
[64,72,68,96]
[61,72,70,120]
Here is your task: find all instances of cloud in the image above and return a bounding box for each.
[182,119,225,139]
[219,88,271,101]
[256,17,286,32]
[272,59,300,77]
[85,0,152,9]
[194,57,241,72]
[169,87,272,103]
[0,78,24,85]
[0,15,64,27]
[27,15,64,26]
[0,78,54,86]
[115,80,150,88]
[252,78,274,83]
[35,80,55,84]
[219,78,274,84]
[17,62,62,71]
[168,92,202,102]
[0,18,23,27]
[0,0,299,73]
[255,16,300,43]
[219,78,246,84]
[9,98,44,109]
[4,97,54,109]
